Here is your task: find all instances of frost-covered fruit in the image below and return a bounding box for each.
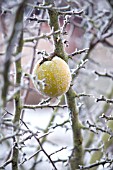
[33,56,72,97]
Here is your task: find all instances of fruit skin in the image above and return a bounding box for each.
[33,56,72,97]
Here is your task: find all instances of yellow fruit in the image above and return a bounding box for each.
[33,56,72,97]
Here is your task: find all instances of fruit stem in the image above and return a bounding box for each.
[45,0,68,62]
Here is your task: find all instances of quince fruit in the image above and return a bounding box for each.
[33,56,71,97]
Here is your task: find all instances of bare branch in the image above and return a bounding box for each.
[96,95,113,104]
[100,113,113,121]
[23,104,67,110]
[95,71,113,80]
[79,158,113,169]
[87,120,113,138]
[69,48,89,58]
